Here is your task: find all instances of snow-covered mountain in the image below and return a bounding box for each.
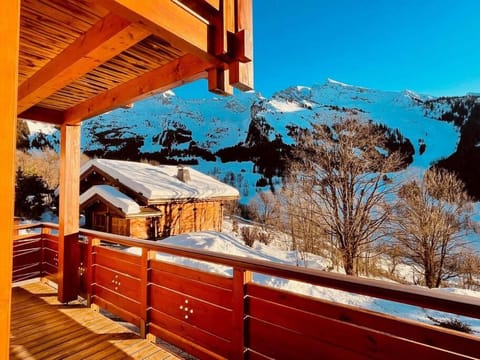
[28,79,480,202]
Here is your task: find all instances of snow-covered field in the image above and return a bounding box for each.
[126,218,480,334]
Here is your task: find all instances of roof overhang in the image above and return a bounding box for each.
[17,0,254,125]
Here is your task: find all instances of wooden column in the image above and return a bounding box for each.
[0,0,20,357]
[58,123,82,303]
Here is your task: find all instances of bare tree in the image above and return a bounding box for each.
[392,168,474,288]
[16,149,90,190]
[248,191,281,231]
[279,172,334,267]
[286,118,403,275]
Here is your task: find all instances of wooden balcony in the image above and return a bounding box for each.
[11,281,180,359]
[2,1,255,357]
[13,223,480,359]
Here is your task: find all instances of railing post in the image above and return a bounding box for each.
[140,248,154,339]
[40,225,50,279]
[232,268,252,359]
[88,237,100,308]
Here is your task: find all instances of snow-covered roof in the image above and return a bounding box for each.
[80,184,141,215]
[80,158,240,202]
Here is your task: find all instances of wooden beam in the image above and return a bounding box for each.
[229,60,253,91]
[229,0,253,90]
[18,106,64,125]
[175,0,220,21]
[17,13,150,114]
[0,1,20,357]
[63,54,208,123]
[208,67,233,95]
[218,0,235,56]
[98,0,219,64]
[58,124,81,303]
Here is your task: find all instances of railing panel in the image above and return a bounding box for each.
[150,282,233,340]
[247,316,370,360]
[246,284,480,360]
[151,260,233,289]
[90,245,142,325]
[150,261,233,309]
[94,264,141,300]
[92,295,141,327]
[247,283,480,358]
[149,309,231,359]
[92,283,141,320]
[12,237,42,282]
[94,246,142,278]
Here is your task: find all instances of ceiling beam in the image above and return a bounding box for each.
[97,0,221,65]
[63,54,208,124]
[17,13,150,114]
[18,106,64,125]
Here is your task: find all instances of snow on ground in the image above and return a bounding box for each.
[126,219,480,334]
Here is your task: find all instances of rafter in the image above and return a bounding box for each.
[18,106,64,125]
[97,0,220,65]
[63,54,208,124]
[17,13,150,114]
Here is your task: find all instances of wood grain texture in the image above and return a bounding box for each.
[10,281,178,359]
[57,124,81,302]
[15,0,253,117]
[17,13,150,113]
[0,1,20,357]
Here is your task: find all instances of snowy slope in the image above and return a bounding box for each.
[27,79,463,203]
[266,79,458,169]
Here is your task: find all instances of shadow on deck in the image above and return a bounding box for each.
[10,281,181,360]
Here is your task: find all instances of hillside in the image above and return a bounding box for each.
[28,79,480,201]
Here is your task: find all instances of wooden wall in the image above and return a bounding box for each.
[159,201,223,237]
[83,200,225,240]
[129,218,149,239]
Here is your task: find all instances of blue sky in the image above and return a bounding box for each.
[176,0,480,98]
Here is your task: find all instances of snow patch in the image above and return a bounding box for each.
[81,159,240,201]
[80,185,141,215]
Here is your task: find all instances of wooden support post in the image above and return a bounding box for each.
[0,0,20,357]
[140,249,154,338]
[85,236,95,307]
[58,123,82,303]
[40,226,50,278]
[88,238,101,308]
[232,268,252,359]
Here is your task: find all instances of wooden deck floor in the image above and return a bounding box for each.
[10,281,181,360]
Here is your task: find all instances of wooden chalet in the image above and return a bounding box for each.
[80,158,239,239]
[3,1,480,359]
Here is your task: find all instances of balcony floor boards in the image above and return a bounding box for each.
[10,281,180,359]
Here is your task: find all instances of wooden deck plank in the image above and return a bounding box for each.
[10,281,181,360]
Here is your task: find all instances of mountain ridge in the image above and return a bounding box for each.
[27,79,480,201]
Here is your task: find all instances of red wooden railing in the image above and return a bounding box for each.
[13,223,480,359]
